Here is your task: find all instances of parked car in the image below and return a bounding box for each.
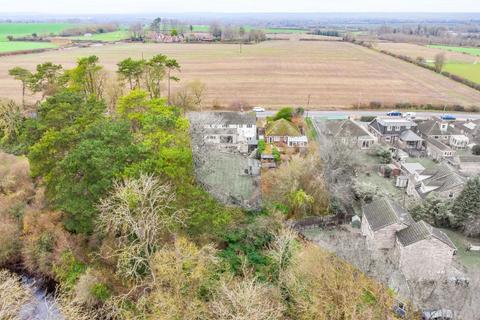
[404,112,416,119]
[440,114,456,121]
[387,110,402,117]
[422,309,454,320]
[252,106,266,112]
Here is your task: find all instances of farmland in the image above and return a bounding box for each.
[374,42,480,84]
[2,40,480,108]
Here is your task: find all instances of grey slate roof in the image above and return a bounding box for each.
[426,137,451,151]
[460,155,480,163]
[203,112,256,125]
[325,119,372,138]
[397,221,456,250]
[399,130,423,142]
[363,198,414,231]
[377,118,416,127]
[417,163,466,196]
[417,119,460,137]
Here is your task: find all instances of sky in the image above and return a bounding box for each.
[1,0,480,14]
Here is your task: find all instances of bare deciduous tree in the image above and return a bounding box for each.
[209,276,285,320]
[0,270,32,319]
[97,174,187,282]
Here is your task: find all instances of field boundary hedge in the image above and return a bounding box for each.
[346,38,480,95]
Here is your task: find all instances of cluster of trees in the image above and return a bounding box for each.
[410,177,480,237]
[60,24,119,37]
[209,23,266,42]
[116,55,180,103]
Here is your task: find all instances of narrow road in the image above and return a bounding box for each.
[258,110,480,120]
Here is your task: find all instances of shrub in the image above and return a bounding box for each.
[472,145,480,156]
[53,251,87,290]
[273,107,294,121]
[90,283,111,303]
[257,139,266,155]
[272,147,281,162]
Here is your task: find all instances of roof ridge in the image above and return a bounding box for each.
[385,199,401,223]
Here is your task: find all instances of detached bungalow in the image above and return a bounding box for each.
[408,163,466,199]
[324,119,376,149]
[265,119,308,148]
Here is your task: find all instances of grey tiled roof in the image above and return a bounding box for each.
[214,112,256,125]
[363,198,414,231]
[399,130,423,142]
[460,155,480,163]
[417,119,460,136]
[426,137,451,151]
[420,163,466,193]
[397,221,456,249]
[325,119,372,138]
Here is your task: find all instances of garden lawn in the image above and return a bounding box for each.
[439,228,480,268]
[428,45,480,57]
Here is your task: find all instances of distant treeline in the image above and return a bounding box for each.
[60,24,119,36]
[310,30,340,37]
[354,101,479,113]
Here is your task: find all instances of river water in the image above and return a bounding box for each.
[18,276,62,320]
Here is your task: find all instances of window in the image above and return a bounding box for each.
[449,192,454,198]
[387,126,392,131]
[247,124,253,128]
[395,126,400,131]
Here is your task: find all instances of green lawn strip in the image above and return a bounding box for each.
[0,23,75,41]
[428,45,480,57]
[0,41,57,53]
[439,228,480,268]
[443,63,480,84]
[68,30,130,42]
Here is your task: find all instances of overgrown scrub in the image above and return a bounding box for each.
[262,154,330,218]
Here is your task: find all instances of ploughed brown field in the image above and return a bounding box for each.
[1,40,480,108]
[373,42,477,64]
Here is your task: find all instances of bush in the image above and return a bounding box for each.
[272,147,281,162]
[472,145,480,156]
[273,107,294,121]
[257,139,266,155]
[53,251,87,290]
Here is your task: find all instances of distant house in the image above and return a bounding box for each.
[417,118,469,149]
[426,138,455,161]
[361,198,414,250]
[323,119,376,149]
[396,221,456,280]
[368,118,417,144]
[265,119,308,148]
[407,163,466,199]
[449,119,480,148]
[191,112,257,154]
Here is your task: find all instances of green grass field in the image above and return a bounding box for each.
[429,45,480,57]
[68,30,130,42]
[0,23,74,41]
[0,23,73,53]
[0,41,57,53]
[443,63,480,84]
